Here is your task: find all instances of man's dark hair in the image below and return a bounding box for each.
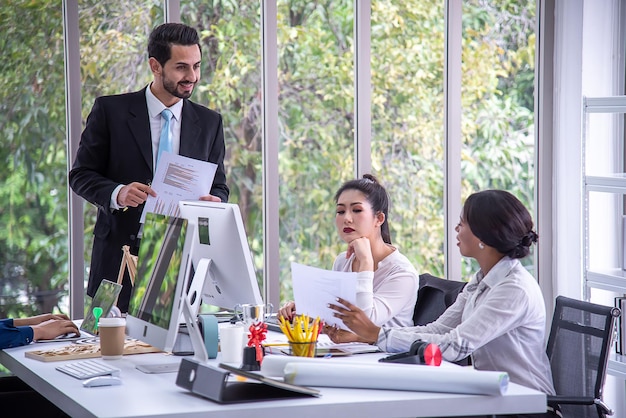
[148,23,201,66]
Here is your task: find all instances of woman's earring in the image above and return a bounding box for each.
[478,242,485,250]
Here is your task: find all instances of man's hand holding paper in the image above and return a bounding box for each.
[141,151,218,223]
[291,262,357,330]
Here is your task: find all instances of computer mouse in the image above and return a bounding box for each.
[82,376,122,388]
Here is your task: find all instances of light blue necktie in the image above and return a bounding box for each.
[157,108,173,166]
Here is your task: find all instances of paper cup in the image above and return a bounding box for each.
[220,325,245,364]
[98,317,126,360]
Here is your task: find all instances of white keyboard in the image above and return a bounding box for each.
[56,359,121,380]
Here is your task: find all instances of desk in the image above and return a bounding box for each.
[0,341,546,418]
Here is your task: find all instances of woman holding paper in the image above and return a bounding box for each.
[279,174,419,328]
[326,190,556,402]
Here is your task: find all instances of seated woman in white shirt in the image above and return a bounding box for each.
[326,189,557,417]
[278,174,419,328]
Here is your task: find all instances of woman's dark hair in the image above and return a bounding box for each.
[463,189,538,259]
[334,174,392,244]
[148,23,201,67]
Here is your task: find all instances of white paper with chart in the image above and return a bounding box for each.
[291,262,357,330]
[140,152,217,223]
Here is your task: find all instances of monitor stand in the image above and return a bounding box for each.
[136,258,211,374]
[181,258,211,363]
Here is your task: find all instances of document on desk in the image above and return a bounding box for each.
[140,152,217,223]
[291,262,357,330]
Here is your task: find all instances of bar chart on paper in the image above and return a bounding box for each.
[161,164,196,192]
[141,152,218,223]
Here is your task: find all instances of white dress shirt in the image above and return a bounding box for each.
[110,85,184,210]
[333,248,419,328]
[145,84,183,169]
[376,256,555,394]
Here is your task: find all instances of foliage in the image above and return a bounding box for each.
[0,0,536,317]
[0,1,68,316]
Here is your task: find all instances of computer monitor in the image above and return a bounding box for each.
[125,213,189,353]
[178,201,263,311]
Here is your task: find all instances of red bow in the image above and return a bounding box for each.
[247,322,267,363]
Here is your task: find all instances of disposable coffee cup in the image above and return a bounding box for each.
[98,317,126,360]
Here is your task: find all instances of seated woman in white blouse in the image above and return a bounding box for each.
[326,189,557,418]
[278,174,420,328]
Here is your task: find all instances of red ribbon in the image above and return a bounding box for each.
[247,322,267,363]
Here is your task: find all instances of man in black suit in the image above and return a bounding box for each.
[69,23,229,312]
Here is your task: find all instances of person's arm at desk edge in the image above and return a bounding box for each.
[1,315,79,349]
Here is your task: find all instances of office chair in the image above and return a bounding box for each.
[412,273,467,326]
[412,274,469,366]
[546,295,621,418]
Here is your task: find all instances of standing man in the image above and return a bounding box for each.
[69,23,229,312]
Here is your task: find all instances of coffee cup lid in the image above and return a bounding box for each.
[98,317,126,327]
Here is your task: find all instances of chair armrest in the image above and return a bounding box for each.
[547,396,614,416]
[547,395,595,406]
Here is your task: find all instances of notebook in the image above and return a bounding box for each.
[37,279,123,343]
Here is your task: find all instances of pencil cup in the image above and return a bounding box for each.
[288,341,317,358]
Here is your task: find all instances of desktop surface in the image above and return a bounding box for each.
[0,332,547,418]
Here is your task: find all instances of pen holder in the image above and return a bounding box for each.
[288,341,317,358]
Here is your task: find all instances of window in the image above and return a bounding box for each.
[460,0,536,276]
[1,1,537,318]
[0,1,67,317]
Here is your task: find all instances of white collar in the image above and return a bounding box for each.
[145,83,183,120]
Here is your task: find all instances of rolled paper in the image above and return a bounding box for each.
[260,355,369,377]
[283,362,509,396]
[261,355,382,377]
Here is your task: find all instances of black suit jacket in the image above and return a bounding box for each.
[69,87,229,311]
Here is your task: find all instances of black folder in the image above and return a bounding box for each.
[175,358,320,403]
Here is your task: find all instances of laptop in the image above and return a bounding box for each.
[37,279,123,343]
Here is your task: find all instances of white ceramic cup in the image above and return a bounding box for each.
[220,324,245,364]
[98,317,126,360]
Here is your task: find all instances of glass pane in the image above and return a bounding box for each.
[461,0,536,277]
[371,0,446,278]
[180,1,264,295]
[77,0,161,312]
[277,0,355,301]
[0,1,67,317]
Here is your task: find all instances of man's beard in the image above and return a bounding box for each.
[162,74,194,99]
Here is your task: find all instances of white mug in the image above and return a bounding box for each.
[220,324,245,364]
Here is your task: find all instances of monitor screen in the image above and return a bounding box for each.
[178,201,263,311]
[126,213,189,352]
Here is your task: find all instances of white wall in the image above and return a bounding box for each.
[552,0,626,414]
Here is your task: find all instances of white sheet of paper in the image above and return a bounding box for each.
[291,262,357,330]
[140,152,217,223]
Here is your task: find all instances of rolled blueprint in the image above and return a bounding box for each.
[261,355,368,377]
[283,362,509,396]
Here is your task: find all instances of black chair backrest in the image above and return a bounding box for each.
[413,273,467,326]
[546,295,620,418]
